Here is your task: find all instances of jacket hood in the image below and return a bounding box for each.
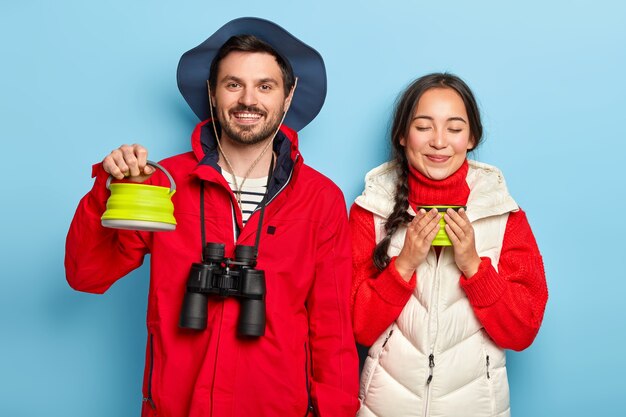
[355,159,518,222]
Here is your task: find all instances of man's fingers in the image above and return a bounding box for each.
[132,144,150,175]
[103,151,128,179]
[120,145,141,177]
[102,144,152,180]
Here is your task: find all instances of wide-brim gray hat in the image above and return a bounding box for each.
[177,17,327,132]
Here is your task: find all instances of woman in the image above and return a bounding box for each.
[350,73,548,417]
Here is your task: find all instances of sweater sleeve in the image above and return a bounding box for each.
[460,209,548,351]
[64,163,151,294]
[349,203,416,346]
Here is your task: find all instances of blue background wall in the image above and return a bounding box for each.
[1,1,625,415]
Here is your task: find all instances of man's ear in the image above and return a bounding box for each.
[283,77,298,113]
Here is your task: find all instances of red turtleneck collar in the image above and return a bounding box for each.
[408,159,470,208]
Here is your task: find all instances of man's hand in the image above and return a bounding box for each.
[102,144,154,183]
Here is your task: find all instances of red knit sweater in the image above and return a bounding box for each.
[350,162,548,351]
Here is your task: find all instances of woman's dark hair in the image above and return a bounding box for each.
[208,34,295,97]
[372,73,483,270]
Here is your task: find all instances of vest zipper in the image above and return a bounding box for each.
[426,353,435,384]
[424,248,443,417]
[142,333,156,411]
[423,354,433,417]
[486,355,490,379]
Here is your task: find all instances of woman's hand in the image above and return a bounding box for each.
[102,144,155,182]
[444,208,481,277]
[395,208,440,281]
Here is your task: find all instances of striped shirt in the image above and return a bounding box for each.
[222,171,268,225]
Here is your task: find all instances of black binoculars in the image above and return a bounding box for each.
[179,242,266,337]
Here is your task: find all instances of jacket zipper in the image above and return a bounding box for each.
[206,197,234,417]
[209,302,226,417]
[303,342,315,417]
[254,154,298,215]
[234,155,297,243]
[486,355,490,379]
[142,333,156,411]
[230,200,239,242]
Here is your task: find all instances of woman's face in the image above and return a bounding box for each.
[400,87,475,180]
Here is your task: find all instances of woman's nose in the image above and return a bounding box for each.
[430,130,446,149]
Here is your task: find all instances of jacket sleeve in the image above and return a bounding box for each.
[65,163,151,294]
[460,209,548,351]
[306,189,360,417]
[349,204,416,346]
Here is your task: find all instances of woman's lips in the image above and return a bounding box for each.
[426,155,450,163]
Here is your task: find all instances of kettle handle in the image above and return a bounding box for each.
[105,160,176,194]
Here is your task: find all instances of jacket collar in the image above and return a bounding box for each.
[188,120,304,237]
[189,119,302,190]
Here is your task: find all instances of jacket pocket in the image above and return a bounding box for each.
[141,332,158,416]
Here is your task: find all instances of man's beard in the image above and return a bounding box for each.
[218,105,283,145]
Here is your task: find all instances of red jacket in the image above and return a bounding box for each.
[65,120,360,417]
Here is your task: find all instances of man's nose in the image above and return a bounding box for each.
[238,87,258,107]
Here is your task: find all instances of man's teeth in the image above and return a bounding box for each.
[235,113,261,119]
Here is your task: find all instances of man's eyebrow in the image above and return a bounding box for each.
[258,77,280,85]
[220,75,244,83]
[219,75,280,85]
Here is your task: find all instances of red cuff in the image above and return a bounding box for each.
[460,257,508,307]
[371,257,416,306]
[87,162,112,213]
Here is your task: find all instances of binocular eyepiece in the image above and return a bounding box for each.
[179,242,266,337]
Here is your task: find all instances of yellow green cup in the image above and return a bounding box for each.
[417,205,466,246]
[101,161,177,231]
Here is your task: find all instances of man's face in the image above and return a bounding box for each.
[212,51,292,145]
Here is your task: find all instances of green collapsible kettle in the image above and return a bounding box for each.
[101,160,177,231]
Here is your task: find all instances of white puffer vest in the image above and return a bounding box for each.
[355,160,519,417]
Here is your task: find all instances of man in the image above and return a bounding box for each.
[65,17,359,417]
